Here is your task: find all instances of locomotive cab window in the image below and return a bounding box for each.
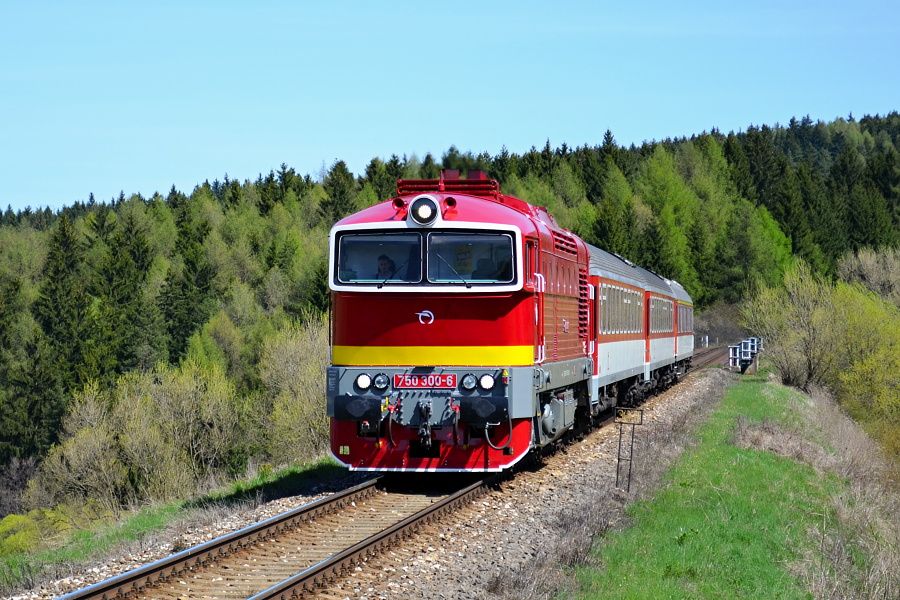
[336,232,422,284]
[428,232,514,284]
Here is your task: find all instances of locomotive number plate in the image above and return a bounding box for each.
[392,373,458,389]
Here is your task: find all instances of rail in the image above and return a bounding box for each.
[250,478,490,599]
[60,478,381,600]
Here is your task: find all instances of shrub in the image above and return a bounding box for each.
[260,314,330,464]
[0,514,39,556]
[742,261,841,390]
[743,260,900,458]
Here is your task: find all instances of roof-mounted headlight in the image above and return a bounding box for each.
[410,195,438,226]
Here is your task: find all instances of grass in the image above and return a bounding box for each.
[0,456,345,593]
[576,373,838,599]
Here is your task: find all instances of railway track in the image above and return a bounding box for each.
[62,347,727,600]
[692,344,728,369]
[61,477,490,600]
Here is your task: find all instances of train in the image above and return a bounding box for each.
[326,170,694,472]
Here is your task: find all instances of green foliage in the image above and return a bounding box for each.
[0,514,40,556]
[634,146,702,295]
[32,216,89,392]
[591,158,636,257]
[259,315,331,464]
[743,255,900,457]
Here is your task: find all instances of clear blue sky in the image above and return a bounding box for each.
[2,1,898,210]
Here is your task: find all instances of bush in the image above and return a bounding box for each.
[259,313,330,464]
[0,514,39,556]
[743,260,900,458]
[837,246,900,307]
[742,261,841,390]
[26,360,247,510]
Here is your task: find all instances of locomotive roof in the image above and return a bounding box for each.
[334,173,560,235]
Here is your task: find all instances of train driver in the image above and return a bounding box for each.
[376,254,396,279]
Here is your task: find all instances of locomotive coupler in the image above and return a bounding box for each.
[417,400,433,449]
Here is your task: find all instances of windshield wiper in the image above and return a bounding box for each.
[433,252,471,288]
[377,259,409,289]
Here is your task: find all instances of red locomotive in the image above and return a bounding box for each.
[327,171,693,472]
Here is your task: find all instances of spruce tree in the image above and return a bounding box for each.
[320,160,357,224]
[0,334,65,462]
[159,208,215,361]
[32,216,89,392]
[593,157,636,257]
[421,153,439,179]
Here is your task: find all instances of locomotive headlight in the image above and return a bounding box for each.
[410,196,438,225]
[355,373,372,390]
[479,374,496,390]
[416,203,433,220]
[461,373,477,391]
[373,373,390,391]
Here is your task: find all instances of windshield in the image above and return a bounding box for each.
[427,232,514,283]
[337,233,422,283]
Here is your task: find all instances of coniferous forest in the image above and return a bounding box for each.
[0,113,898,516]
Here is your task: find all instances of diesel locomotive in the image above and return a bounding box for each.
[327,171,693,472]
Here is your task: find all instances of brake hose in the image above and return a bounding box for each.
[484,408,514,451]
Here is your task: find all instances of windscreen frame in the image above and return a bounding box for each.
[334,231,424,286]
[329,222,525,293]
[425,230,517,286]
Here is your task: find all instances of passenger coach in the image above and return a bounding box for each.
[326,171,693,472]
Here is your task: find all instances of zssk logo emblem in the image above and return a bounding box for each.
[416,310,435,325]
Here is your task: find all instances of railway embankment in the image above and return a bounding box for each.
[561,372,897,600]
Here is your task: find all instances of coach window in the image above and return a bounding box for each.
[624,290,631,333]
[608,287,615,333]
[602,286,609,334]
[605,285,611,334]
[638,296,643,332]
[615,288,622,333]
[635,293,641,332]
[607,286,613,333]
[606,286,612,334]
[632,292,638,333]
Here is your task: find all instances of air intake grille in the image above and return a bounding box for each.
[553,232,578,256]
[396,179,500,198]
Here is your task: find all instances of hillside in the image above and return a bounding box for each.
[1,113,899,517]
